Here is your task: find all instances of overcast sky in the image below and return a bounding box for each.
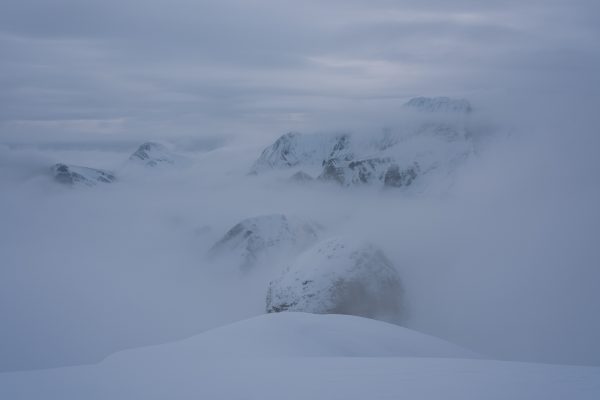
[1,0,599,140]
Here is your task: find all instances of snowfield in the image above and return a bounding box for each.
[103,312,478,359]
[0,313,598,400]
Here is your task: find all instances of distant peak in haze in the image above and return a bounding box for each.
[404,96,472,113]
[208,214,322,271]
[249,132,343,174]
[51,163,116,187]
[129,142,175,167]
[249,97,477,191]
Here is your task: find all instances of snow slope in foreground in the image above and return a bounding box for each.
[1,313,599,400]
[106,312,478,360]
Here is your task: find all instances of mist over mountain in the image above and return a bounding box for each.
[1,0,599,398]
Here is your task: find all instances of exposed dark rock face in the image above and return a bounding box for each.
[318,158,346,185]
[51,164,116,186]
[318,157,393,186]
[347,158,392,184]
[266,237,403,322]
[384,163,419,188]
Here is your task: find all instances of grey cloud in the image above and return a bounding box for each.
[0,0,598,139]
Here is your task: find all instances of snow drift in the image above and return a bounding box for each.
[1,313,599,400]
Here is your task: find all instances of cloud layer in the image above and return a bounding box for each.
[1,0,598,140]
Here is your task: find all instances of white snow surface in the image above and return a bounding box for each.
[106,312,477,359]
[1,313,598,400]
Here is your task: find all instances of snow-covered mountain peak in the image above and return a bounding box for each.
[128,142,176,167]
[209,214,322,271]
[51,163,116,186]
[249,96,478,191]
[250,132,351,174]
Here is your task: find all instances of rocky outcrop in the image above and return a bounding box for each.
[318,157,400,187]
[266,237,403,321]
[209,214,322,271]
[318,158,346,185]
[383,163,419,188]
[346,158,392,185]
[51,163,116,186]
